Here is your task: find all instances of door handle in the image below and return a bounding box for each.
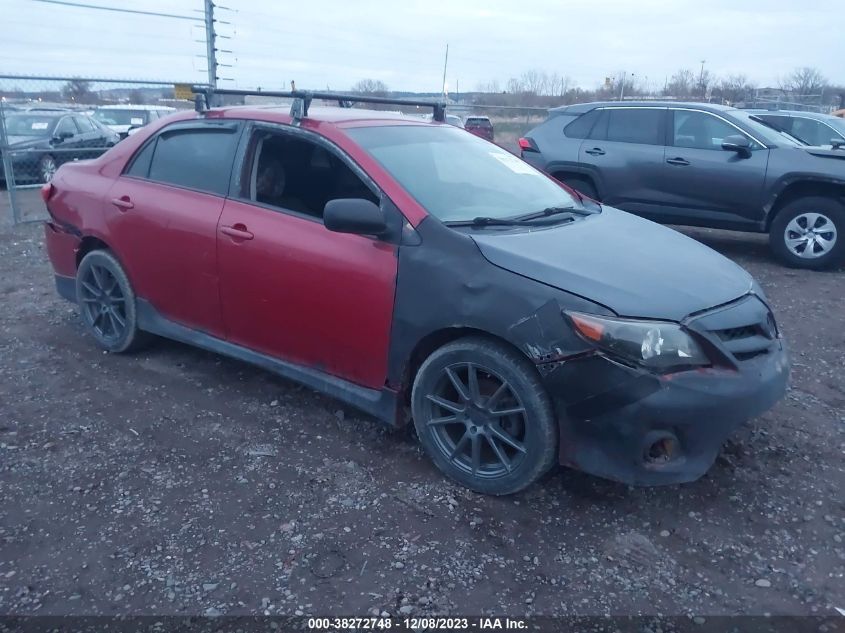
[221,224,254,241]
[666,157,690,166]
[111,196,134,210]
[585,147,606,156]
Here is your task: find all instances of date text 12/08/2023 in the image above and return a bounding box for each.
[306,616,527,630]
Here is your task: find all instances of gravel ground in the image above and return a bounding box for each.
[0,215,843,618]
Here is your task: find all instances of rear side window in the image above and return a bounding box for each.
[601,108,664,145]
[143,124,241,195]
[564,110,601,139]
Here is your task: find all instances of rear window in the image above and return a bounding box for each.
[592,108,664,145]
[564,110,601,139]
[465,118,492,128]
[94,109,147,126]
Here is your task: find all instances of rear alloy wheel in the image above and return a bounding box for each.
[38,155,58,183]
[412,337,558,495]
[76,250,151,353]
[770,197,845,270]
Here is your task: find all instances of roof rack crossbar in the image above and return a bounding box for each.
[190,86,448,121]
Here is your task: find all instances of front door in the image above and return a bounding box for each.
[659,109,769,228]
[217,126,398,389]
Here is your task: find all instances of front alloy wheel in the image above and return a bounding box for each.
[412,337,558,495]
[424,362,529,478]
[783,212,837,260]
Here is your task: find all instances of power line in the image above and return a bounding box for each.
[29,0,203,21]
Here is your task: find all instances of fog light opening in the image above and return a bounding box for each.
[645,436,678,465]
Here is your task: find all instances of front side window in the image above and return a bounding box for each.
[592,108,664,145]
[672,110,746,150]
[74,116,95,133]
[54,117,78,137]
[347,125,579,223]
[133,124,240,195]
[244,130,378,219]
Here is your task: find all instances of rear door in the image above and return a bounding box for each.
[659,109,769,228]
[216,124,398,388]
[576,107,668,213]
[106,120,243,337]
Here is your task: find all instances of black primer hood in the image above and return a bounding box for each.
[470,206,753,321]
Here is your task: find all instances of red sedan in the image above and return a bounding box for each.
[42,92,788,494]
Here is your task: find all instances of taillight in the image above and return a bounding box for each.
[518,137,539,152]
[40,182,55,203]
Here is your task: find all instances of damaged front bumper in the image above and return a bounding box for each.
[541,340,790,486]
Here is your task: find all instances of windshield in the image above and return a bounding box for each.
[826,116,845,138]
[732,111,802,147]
[93,109,146,126]
[347,125,580,222]
[4,114,56,136]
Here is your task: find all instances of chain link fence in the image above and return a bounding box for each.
[0,75,197,223]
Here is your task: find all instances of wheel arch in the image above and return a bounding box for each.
[766,179,845,230]
[76,235,112,269]
[399,326,537,410]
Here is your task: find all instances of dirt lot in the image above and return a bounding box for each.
[0,205,844,618]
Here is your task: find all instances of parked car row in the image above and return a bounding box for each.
[1,109,119,183]
[520,101,845,270]
[1,104,177,183]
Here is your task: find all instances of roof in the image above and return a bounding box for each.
[204,104,437,128]
[550,101,738,114]
[744,109,842,122]
[96,104,176,111]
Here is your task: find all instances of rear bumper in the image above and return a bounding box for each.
[544,342,790,486]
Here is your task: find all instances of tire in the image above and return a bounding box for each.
[75,250,152,353]
[558,176,598,200]
[38,155,58,183]
[411,336,558,495]
[769,196,845,270]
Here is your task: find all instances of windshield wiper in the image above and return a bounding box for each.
[514,205,592,221]
[444,216,531,227]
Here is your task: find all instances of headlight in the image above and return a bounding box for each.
[567,311,708,371]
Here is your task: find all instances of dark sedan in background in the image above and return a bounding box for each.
[1,110,119,183]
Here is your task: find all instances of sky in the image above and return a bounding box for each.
[1,0,843,94]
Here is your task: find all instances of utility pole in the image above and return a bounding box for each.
[699,59,706,97]
[619,71,625,100]
[204,0,218,89]
[441,44,449,98]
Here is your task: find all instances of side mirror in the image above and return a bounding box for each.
[721,134,752,158]
[324,198,387,236]
[831,138,845,150]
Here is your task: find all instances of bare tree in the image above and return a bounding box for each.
[350,79,389,95]
[61,79,93,103]
[780,67,828,96]
[128,89,146,105]
[664,69,695,97]
[717,74,756,104]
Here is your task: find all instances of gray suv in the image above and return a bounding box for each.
[520,101,845,270]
